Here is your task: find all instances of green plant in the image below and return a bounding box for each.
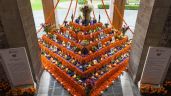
[98,4,109,9]
[48,34,53,39]
[78,0,85,5]
[92,46,97,52]
[97,4,139,10]
[125,4,139,10]
[75,47,81,52]
[80,40,90,46]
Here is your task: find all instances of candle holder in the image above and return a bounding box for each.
[105,23,109,28]
[64,21,68,26]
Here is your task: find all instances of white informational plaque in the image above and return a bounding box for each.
[0,47,34,87]
[140,47,171,85]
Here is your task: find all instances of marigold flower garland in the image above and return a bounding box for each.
[51,31,119,50]
[140,84,167,96]
[39,42,130,76]
[0,81,36,96]
[69,22,103,31]
[60,27,114,41]
[41,54,129,96]
[42,35,128,63]
[91,58,129,96]
[41,56,85,96]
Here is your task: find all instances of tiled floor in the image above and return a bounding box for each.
[37,71,141,96]
[102,79,123,96]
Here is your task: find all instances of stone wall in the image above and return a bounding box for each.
[0,0,43,83]
[162,7,171,81]
[0,15,8,81]
[129,0,171,83]
[0,16,8,48]
[128,0,156,82]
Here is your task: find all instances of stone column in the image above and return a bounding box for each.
[42,0,56,25]
[0,17,8,81]
[0,0,43,83]
[128,0,171,83]
[0,18,8,49]
[162,7,171,81]
[110,0,126,30]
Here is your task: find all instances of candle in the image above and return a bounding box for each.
[65,68,68,71]
[73,74,76,78]
[108,65,112,68]
[100,58,103,61]
[64,55,67,58]
[71,60,74,63]
[89,51,92,54]
[78,51,81,55]
[50,58,53,61]
[95,73,99,77]
[93,60,97,64]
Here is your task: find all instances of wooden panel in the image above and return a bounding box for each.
[42,0,56,25]
[112,0,126,30]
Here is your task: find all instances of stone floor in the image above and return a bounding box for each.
[37,71,141,96]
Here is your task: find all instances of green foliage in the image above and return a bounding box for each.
[48,34,53,39]
[128,0,140,3]
[92,46,97,52]
[75,47,81,52]
[31,0,43,10]
[97,4,110,9]
[78,0,85,5]
[125,4,139,10]
[80,40,90,46]
[97,4,139,10]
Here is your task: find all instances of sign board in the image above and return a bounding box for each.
[0,47,34,87]
[140,47,171,84]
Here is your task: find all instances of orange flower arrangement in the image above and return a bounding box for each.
[40,42,130,76]
[41,55,129,96]
[39,20,131,96]
[51,31,118,50]
[0,81,11,94]
[60,27,114,41]
[140,84,167,96]
[41,56,85,96]
[39,43,84,76]
[84,45,130,75]
[5,87,36,96]
[164,81,171,88]
[0,81,36,96]
[91,59,129,96]
[42,35,128,64]
[163,81,171,95]
[69,22,103,31]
